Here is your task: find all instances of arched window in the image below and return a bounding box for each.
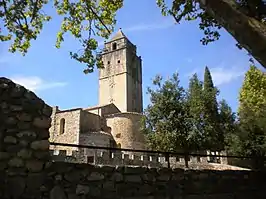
[117,143,121,148]
[59,118,65,135]
[112,42,117,50]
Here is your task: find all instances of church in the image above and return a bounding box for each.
[49,29,146,153]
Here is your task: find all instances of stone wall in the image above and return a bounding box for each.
[79,131,114,157]
[99,38,128,112]
[106,112,145,150]
[49,108,81,151]
[99,33,142,113]
[0,77,52,198]
[49,149,243,171]
[126,49,143,113]
[17,162,266,199]
[101,103,121,116]
[80,111,101,133]
[1,77,266,199]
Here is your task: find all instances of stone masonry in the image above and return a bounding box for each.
[0,77,52,198]
[48,29,146,157]
[1,77,266,199]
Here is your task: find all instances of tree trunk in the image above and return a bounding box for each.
[199,0,266,68]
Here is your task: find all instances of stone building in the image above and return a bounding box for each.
[49,29,146,155]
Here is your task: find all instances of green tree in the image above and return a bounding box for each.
[239,65,266,113]
[218,99,237,150]
[186,73,206,149]
[1,1,266,73]
[202,66,222,150]
[143,69,237,157]
[0,0,123,73]
[157,0,266,67]
[143,73,197,153]
[235,65,266,168]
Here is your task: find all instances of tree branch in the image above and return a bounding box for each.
[30,0,39,23]
[85,1,111,34]
[197,0,266,68]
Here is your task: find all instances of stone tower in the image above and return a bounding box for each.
[99,29,143,113]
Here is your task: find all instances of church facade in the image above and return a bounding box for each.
[49,29,146,154]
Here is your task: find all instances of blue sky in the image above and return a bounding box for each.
[0,0,263,112]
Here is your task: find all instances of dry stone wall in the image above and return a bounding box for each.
[32,163,266,199]
[0,77,52,198]
[1,77,266,199]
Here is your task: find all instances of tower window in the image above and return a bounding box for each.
[112,42,117,50]
[118,60,120,63]
[107,61,110,64]
[59,118,65,135]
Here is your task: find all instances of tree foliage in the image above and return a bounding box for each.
[156,0,266,67]
[143,73,196,152]
[1,0,266,73]
[157,0,266,44]
[232,65,266,158]
[143,65,266,168]
[219,99,237,151]
[186,74,206,148]
[239,65,266,113]
[202,66,223,150]
[143,69,236,153]
[0,0,123,73]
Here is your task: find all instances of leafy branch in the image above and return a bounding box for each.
[0,0,123,73]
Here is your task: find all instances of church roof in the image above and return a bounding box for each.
[109,28,128,42]
[83,103,118,111]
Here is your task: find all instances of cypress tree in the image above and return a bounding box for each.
[203,66,221,150]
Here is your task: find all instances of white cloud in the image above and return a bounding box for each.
[124,22,174,32]
[210,67,245,86]
[186,66,245,86]
[10,76,67,92]
[97,21,174,47]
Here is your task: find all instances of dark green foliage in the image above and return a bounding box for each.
[238,104,266,157]
[143,69,236,153]
[219,99,237,151]
[202,66,222,150]
[186,74,206,149]
[143,73,196,152]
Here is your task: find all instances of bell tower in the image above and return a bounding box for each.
[98,28,143,113]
